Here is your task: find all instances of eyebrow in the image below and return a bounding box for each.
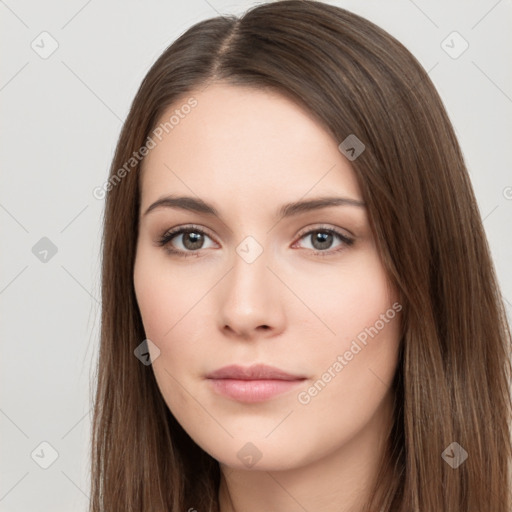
[143,195,366,220]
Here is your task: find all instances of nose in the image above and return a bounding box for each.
[216,241,286,339]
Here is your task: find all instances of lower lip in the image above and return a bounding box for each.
[207,378,305,403]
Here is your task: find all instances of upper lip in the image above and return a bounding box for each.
[206,364,306,381]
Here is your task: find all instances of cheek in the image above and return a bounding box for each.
[133,246,176,350]
[133,247,209,373]
[133,251,199,413]
[133,257,167,340]
[292,249,401,400]
[133,244,196,341]
[291,248,397,343]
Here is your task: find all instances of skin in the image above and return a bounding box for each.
[133,82,402,511]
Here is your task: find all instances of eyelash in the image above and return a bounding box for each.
[156,224,354,258]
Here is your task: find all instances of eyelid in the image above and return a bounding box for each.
[156,224,218,246]
[294,223,353,240]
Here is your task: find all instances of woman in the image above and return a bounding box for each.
[89,1,512,510]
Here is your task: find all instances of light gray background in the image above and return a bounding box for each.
[1,0,511,510]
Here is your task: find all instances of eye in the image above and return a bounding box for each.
[156,224,354,258]
[293,226,354,256]
[156,225,216,257]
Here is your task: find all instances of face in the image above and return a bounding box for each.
[133,82,402,472]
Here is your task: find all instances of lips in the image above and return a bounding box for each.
[206,363,305,381]
[205,364,307,403]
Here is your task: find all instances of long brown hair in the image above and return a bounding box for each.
[89,1,512,510]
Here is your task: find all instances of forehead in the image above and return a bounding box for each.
[139,83,362,211]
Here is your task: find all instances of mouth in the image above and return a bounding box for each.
[206,363,305,381]
[205,364,307,403]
